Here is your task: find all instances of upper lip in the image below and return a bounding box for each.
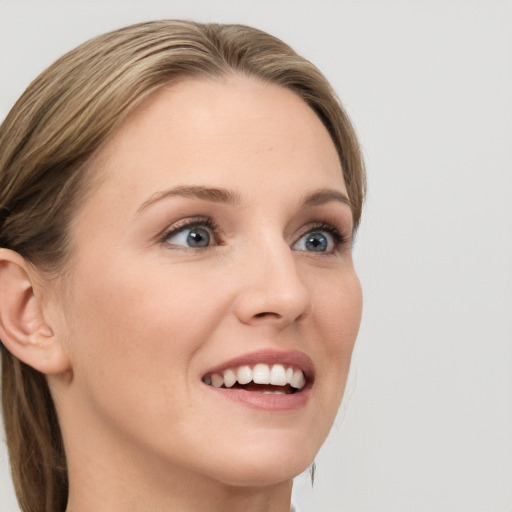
[202,349,315,383]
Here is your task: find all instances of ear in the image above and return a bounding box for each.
[0,248,70,374]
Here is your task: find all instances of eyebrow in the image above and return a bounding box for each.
[137,185,243,213]
[137,185,352,214]
[301,189,353,210]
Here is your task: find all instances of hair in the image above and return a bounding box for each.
[0,19,365,511]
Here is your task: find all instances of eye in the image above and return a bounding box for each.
[162,219,217,249]
[292,225,344,253]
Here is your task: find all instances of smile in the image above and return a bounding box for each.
[201,350,314,410]
[202,363,306,394]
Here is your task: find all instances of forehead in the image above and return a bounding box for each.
[80,76,346,214]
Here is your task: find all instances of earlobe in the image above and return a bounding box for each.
[0,248,70,375]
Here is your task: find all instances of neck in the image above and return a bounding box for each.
[63,420,293,512]
[66,462,293,512]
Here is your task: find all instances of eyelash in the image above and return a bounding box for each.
[159,217,349,253]
[159,217,220,248]
[295,222,348,253]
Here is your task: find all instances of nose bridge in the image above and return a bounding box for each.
[234,227,311,326]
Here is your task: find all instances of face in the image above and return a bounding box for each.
[51,76,362,488]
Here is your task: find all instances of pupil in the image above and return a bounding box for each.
[305,232,328,252]
[186,228,210,247]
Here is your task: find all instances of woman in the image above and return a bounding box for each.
[0,20,365,512]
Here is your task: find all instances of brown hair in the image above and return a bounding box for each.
[0,19,365,511]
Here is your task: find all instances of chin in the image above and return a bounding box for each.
[214,456,312,488]
[198,430,320,488]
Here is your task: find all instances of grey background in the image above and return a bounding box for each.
[1,1,511,511]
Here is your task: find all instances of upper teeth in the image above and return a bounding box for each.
[203,363,306,390]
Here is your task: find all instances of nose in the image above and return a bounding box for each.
[233,236,311,328]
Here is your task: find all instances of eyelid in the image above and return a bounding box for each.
[292,221,348,253]
[157,216,349,253]
[159,216,220,248]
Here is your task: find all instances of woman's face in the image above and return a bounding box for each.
[52,76,362,487]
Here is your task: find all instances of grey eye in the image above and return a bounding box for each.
[293,231,333,252]
[166,227,212,248]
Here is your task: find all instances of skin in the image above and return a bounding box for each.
[40,76,363,512]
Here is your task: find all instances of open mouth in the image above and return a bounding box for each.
[202,363,307,395]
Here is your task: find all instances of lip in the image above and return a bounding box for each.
[201,349,315,411]
[203,349,314,379]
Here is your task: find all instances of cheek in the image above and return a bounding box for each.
[313,268,362,354]
[309,268,362,406]
[58,262,235,460]
[62,259,234,397]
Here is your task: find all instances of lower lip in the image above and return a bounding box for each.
[204,385,311,411]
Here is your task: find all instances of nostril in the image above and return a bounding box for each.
[254,311,281,319]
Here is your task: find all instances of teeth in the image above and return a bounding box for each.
[223,369,236,388]
[237,365,252,385]
[290,369,306,390]
[211,373,223,388]
[204,363,307,390]
[253,363,270,384]
[270,364,287,386]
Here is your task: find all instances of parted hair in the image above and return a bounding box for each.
[0,19,365,511]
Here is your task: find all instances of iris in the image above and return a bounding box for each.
[186,228,211,247]
[305,232,328,252]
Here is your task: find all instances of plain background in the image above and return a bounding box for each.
[0,1,511,511]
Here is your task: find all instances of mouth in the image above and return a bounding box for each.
[201,351,313,410]
[202,363,306,395]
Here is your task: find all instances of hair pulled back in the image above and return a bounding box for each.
[0,20,365,511]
